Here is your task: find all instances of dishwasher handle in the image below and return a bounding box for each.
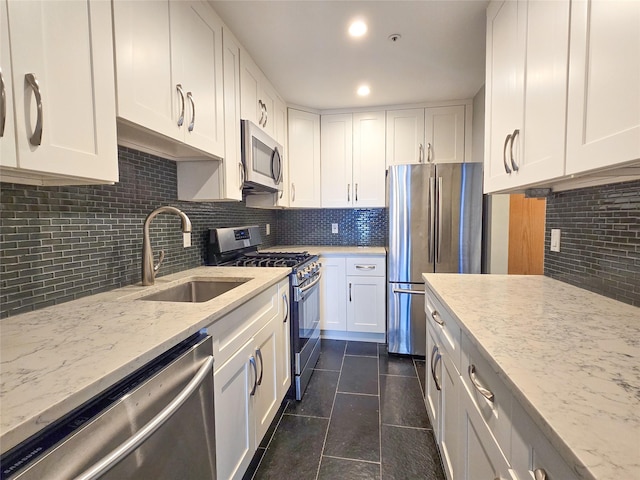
[75,355,215,480]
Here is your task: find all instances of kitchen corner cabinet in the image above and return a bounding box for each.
[565,0,640,175]
[288,108,321,207]
[0,0,118,186]
[113,0,224,161]
[319,255,386,339]
[386,105,468,166]
[321,111,386,208]
[208,280,289,480]
[484,0,569,193]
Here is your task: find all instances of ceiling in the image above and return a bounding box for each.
[209,0,489,111]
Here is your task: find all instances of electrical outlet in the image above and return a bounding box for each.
[331,223,339,234]
[550,229,561,252]
[266,223,270,236]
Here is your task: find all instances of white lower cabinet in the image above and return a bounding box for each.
[208,280,289,480]
[425,287,577,480]
[319,254,386,340]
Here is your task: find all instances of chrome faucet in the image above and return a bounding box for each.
[142,206,192,286]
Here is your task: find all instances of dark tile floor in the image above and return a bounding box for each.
[245,340,446,480]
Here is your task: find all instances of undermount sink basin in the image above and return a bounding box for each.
[139,279,248,303]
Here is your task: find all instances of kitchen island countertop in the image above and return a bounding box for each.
[423,273,639,480]
[0,266,290,454]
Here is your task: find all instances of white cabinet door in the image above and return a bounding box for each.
[273,96,289,207]
[386,108,425,166]
[276,280,291,400]
[346,275,386,334]
[352,111,386,207]
[174,0,224,157]
[253,319,279,446]
[221,27,243,200]
[425,325,442,441]
[0,1,16,169]
[113,0,178,141]
[288,108,321,207]
[259,80,277,138]
[321,114,353,208]
[440,352,461,480]
[425,106,465,164]
[214,339,256,480]
[319,256,347,332]
[6,0,117,183]
[565,0,640,174]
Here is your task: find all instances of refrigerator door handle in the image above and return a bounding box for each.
[436,177,443,264]
[428,177,435,263]
[392,288,425,295]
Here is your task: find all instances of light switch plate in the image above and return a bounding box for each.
[550,229,561,252]
[331,223,339,234]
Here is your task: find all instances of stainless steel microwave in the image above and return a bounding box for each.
[241,119,283,193]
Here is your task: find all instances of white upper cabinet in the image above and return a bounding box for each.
[565,0,640,175]
[484,0,569,193]
[240,51,276,137]
[321,111,386,208]
[0,0,118,185]
[387,105,468,166]
[288,108,321,207]
[113,0,224,160]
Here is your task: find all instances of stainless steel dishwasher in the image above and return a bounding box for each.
[1,333,216,480]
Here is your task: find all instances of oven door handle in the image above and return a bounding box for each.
[300,272,322,293]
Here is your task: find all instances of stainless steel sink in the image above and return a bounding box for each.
[139,279,248,303]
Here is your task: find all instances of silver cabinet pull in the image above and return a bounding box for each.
[1,70,6,137]
[258,100,265,126]
[468,364,494,402]
[427,142,432,162]
[356,265,375,270]
[282,293,289,323]
[263,103,268,127]
[239,162,245,190]
[419,143,424,163]
[249,355,258,396]
[436,176,442,263]
[347,183,350,202]
[76,355,214,480]
[187,92,195,132]
[533,469,547,480]
[502,133,512,174]
[25,73,43,146]
[509,128,520,172]
[355,183,358,202]
[255,348,263,386]
[393,287,425,295]
[430,345,441,391]
[430,309,444,326]
[176,84,185,127]
[349,282,352,302]
[291,182,295,202]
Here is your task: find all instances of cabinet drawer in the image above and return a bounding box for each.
[461,333,513,460]
[425,291,461,371]
[511,400,579,480]
[346,256,385,277]
[207,284,279,370]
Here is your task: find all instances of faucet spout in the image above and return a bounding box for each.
[142,206,192,286]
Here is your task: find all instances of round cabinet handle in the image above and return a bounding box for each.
[25,73,43,146]
[509,128,520,172]
[502,133,512,174]
[282,293,289,323]
[187,92,195,132]
[533,468,547,480]
[176,84,185,127]
[430,309,445,326]
[249,356,258,396]
[468,364,495,402]
[256,348,263,386]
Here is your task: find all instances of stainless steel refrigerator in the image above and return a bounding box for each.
[387,163,483,355]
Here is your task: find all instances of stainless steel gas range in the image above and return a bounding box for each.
[207,226,321,401]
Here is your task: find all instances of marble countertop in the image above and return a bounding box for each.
[423,274,640,480]
[263,245,386,256]
[0,266,290,454]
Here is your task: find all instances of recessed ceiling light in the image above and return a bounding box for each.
[357,85,370,96]
[349,20,367,37]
